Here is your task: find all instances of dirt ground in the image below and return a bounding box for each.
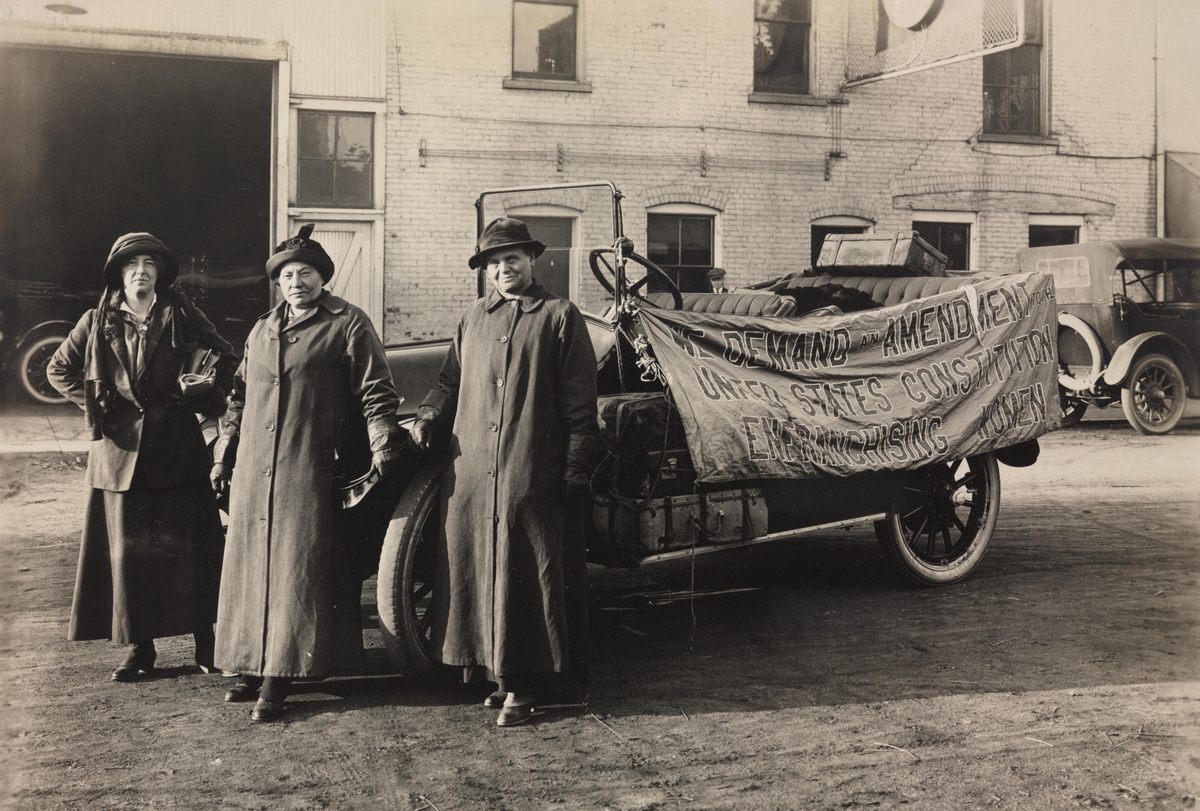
[1,425,1197,810]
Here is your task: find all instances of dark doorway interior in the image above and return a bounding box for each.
[0,46,272,349]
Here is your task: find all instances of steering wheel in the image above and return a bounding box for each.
[589,247,684,310]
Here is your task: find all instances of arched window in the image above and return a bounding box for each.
[811,215,873,266]
[646,203,721,293]
[505,204,581,302]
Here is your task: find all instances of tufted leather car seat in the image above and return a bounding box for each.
[780,273,988,306]
[643,291,797,317]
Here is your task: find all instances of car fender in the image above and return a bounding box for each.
[1102,332,1197,390]
[14,318,74,351]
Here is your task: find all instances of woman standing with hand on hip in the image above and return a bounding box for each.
[211,225,404,723]
[47,232,236,681]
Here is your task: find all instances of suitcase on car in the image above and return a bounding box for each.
[816,230,948,277]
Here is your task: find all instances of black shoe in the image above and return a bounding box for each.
[251,698,286,723]
[111,643,156,682]
[194,628,216,674]
[224,677,261,703]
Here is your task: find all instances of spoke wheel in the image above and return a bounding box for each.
[588,248,683,309]
[874,454,1001,586]
[377,462,452,682]
[1121,353,1186,435]
[17,334,69,404]
[1058,382,1088,428]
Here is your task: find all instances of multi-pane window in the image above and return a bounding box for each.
[1029,224,1079,247]
[647,213,714,293]
[754,0,811,94]
[983,44,1042,135]
[513,0,578,81]
[297,111,373,208]
[913,220,971,271]
[982,0,1044,136]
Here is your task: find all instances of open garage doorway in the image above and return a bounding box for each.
[0,46,273,398]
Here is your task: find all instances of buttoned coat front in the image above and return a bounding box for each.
[214,293,400,678]
[422,283,598,678]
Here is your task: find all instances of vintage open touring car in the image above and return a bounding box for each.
[356,181,1060,679]
[1018,239,1200,434]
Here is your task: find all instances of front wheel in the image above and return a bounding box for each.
[376,462,452,682]
[1121,353,1187,435]
[16,334,69,404]
[874,454,1001,586]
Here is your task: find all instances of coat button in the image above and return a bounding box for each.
[264,467,272,476]
[495,378,503,388]
[288,336,298,343]
[266,423,275,432]
[272,378,280,386]
[489,423,498,432]
[487,469,495,477]
[499,336,508,343]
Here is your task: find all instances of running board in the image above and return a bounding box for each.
[638,513,888,565]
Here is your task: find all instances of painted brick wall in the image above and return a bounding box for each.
[382,0,1157,342]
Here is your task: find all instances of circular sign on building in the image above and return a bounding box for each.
[881,0,942,30]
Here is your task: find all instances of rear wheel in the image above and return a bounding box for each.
[1058,385,1088,428]
[16,334,69,404]
[1121,353,1186,435]
[376,463,452,682]
[875,454,1001,586]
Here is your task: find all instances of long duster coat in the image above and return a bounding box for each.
[47,289,236,643]
[421,283,598,678]
[214,293,401,679]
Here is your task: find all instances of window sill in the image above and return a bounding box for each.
[977,133,1060,146]
[748,92,842,107]
[503,77,593,93]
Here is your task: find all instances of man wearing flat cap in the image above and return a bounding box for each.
[410,217,598,727]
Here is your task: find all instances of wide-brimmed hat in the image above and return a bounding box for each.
[468,218,546,270]
[103,232,179,287]
[265,224,335,282]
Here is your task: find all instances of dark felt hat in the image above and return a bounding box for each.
[468,218,546,270]
[103,232,179,287]
[265,224,335,282]
[706,266,727,279]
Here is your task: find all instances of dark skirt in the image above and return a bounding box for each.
[68,477,223,643]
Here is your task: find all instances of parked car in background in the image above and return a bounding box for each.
[0,280,98,404]
[1017,239,1200,434]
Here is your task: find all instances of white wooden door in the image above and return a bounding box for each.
[289,219,382,328]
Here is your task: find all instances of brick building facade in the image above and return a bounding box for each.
[383,0,1158,342]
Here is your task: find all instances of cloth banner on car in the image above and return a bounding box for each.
[635,272,1061,483]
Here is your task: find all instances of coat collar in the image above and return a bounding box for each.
[484,281,548,314]
[266,290,348,332]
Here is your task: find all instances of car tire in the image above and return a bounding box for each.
[376,460,453,683]
[16,333,69,405]
[874,454,1001,587]
[1120,352,1187,435]
[1058,386,1088,428]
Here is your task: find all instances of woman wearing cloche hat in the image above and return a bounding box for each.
[46,232,237,681]
[210,224,405,723]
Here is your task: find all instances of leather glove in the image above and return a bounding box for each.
[210,463,231,495]
[564,468,591,503]
[371,447,404,480]
[410,418,434,451]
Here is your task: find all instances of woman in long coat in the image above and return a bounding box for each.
[411,217,598,727]
[211,225,403,723]
[47,232,236,681]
